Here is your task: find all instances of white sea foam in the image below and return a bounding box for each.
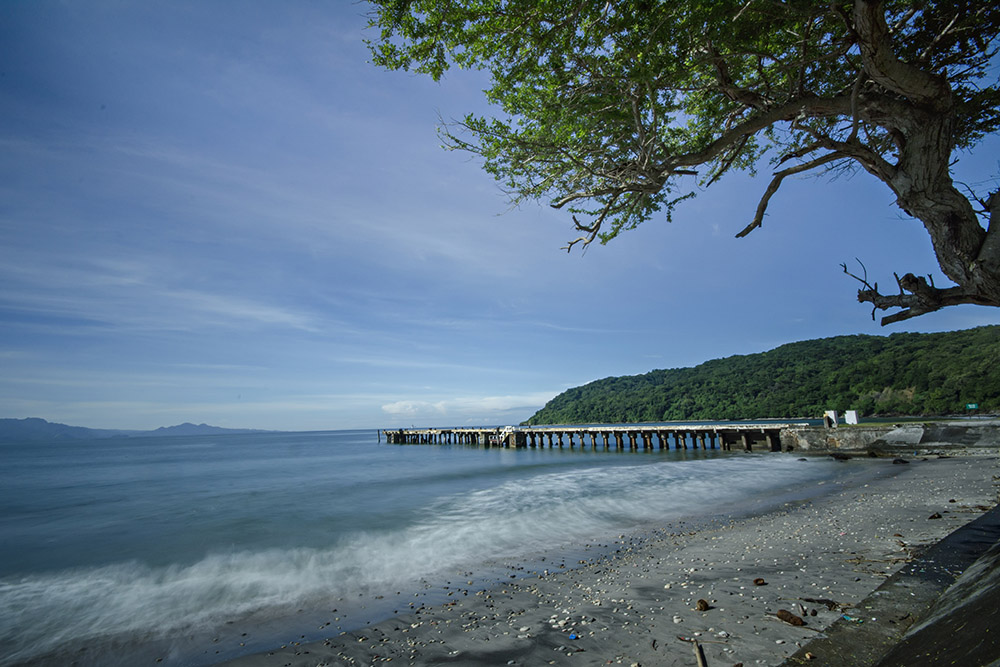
[0,455,844,665]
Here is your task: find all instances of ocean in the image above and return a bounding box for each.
[0,428,870,666]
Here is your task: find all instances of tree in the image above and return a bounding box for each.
[367,0,1000,324]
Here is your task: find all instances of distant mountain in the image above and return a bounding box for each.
[525,325,1000,425]
[0,418,265,443]
[149,422,263,436]
[0,418,136,442]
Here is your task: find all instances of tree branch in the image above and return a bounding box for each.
[793,122,897,183]
[853,0,951,108]
[776,142,824,166]
[857,273,960,325]
[560,197,618,252]
[849,267,999,325]
[736,152,845,237]
[662,95,853,176]
[918,12,961,64]
[705,134,752,187]
[975,189,1000,274]
[704,41,772,110]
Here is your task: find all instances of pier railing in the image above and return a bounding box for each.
[381,423,811,452]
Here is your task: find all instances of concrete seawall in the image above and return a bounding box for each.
[781,420,1000,452]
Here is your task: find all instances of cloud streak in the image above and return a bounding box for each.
[381,391,555,419]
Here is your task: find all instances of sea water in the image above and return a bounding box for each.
[0,428,866,666]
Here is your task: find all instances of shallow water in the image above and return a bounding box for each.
[0,429,864,665]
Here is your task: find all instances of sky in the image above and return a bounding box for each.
[1,2,998,431]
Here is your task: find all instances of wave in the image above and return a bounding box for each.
[0,455,843,665]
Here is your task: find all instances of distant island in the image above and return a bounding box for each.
[0,418,267,443]
[525,326,1000,425]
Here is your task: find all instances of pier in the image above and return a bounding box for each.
[381,423,810,452]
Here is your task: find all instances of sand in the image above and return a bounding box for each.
[218,452,1000,667]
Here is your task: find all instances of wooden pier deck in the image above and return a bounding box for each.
[381,423,811,452]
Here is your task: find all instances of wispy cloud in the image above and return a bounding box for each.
[381,391,554,418]
[0,253,322,334]
[164,289,321,332]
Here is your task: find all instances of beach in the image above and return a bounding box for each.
[220,452,999,667]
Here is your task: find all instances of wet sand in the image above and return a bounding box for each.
[218,453,999,667]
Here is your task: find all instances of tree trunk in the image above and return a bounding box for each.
[852,0,1000,323]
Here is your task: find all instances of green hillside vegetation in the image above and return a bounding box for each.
[525,326,1000,425]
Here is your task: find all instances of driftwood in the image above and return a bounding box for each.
[776,609,806,626]
[677,635,728,645]
[685,638,708,667]
[675,635,710,667]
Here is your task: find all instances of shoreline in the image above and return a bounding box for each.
[218,452,999,667]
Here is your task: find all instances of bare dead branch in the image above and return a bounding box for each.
[560,193,621,251]
[854,271,998,325]
[570,213,598,235]
[562,234,593,253]
[562,215,600,252]
[842,259,881,320]
[841,258,872,289]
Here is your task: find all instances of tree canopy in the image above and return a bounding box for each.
[524,325,1000,423]
[367,0,1000,324]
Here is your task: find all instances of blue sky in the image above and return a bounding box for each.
[2,2,998,431]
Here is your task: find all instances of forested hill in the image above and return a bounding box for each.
[525,326,1000,425]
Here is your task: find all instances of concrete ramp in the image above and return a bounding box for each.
[783,503,1000,666]
[875,528,1000,666]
